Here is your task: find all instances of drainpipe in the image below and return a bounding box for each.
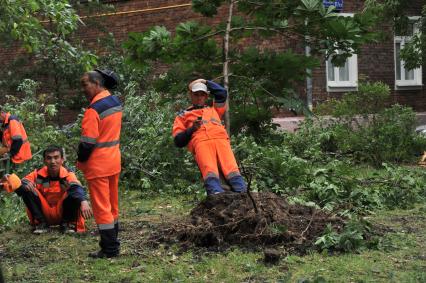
[305,18,313,111]
[306,43,313,111]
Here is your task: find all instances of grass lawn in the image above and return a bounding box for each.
[0,191,425,283]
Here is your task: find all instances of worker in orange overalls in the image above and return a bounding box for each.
[77,69,122,258]
[172,79,247,195]
[0,110,32,164]
[14,145,92,234]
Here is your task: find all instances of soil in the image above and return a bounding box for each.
[150,192,345,253]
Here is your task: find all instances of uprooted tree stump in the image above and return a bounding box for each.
[151,192,344,254]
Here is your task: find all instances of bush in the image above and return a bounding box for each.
[315,81,390,116]
[315,218,373,252]
[0,194,26,232]
[234,135,311,194]
[290,82,426,166]
[296,162,426,214]
[120,89,201,194]
[334,104,426,165]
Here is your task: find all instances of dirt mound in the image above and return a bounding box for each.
[156,192,344,253]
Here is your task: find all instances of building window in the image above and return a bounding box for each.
[394,17,422,89]
[326,53,358,92]
[325,13,358,92]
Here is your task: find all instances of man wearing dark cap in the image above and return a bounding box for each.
[172,79,247,195]
[77,69,122,258]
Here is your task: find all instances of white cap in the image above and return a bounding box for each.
[191,82,208,93]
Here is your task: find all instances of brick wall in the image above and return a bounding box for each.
[0,0,424,118]
[312,0,425,111]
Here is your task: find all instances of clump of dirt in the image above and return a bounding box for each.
[153,192,344,253]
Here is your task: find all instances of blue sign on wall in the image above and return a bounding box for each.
[323,0,343,11]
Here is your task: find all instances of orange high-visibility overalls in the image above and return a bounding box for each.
[172,81,246,195]
[17,166,86,232]
[77,90,122,255]
[1,113,32,164]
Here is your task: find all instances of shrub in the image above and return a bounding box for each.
[315,81,390,116]
[234,135,311,194]
[0,194,26,232]
[315,218,373,252]
[334,104,426,165]
[290,82,426,166]
[120,89,201,194]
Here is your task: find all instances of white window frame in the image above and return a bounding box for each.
[394,16,422,89]
[326,13,358,92]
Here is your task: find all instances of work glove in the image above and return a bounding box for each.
[1,174,22,193]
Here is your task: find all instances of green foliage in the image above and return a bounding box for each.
[0,0,80,53]
[124,0,379,135]
[1,79,80,175]
[0,0,98,122]
[365,0,425,69]
[0,194,26,232]
[192,0,224,17]
[120,89,201,194]
[311,83,426,166]
[374,164,426,209]
[315,218,372,252]
[301,162,381,213]
[233,118,425,217]
[235,135,310,194]
[296,162,426,214]
[334,105,425,165]
[316,81,390,116]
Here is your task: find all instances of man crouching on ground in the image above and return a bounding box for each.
[14,145,92,234]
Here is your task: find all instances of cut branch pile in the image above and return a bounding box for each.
[153,192,344,253]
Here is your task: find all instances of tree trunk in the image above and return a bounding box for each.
[223,0,234,135]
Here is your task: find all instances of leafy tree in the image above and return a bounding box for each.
[366,0,425,70]
[124,0,379,135]
[1,0,80,53]
[0,0,98,123]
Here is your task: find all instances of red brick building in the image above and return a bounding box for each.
[1,0,424,112]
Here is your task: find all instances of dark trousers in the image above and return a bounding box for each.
[0,263,4,283]
[15,187,81,224]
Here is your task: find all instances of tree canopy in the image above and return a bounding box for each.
[124,0,381,134]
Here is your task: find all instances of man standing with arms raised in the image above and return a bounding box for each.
[78,69,122,258]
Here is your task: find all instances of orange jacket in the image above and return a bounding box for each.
[77,90,122,180]
[172,81,228,153]
[1,113,32,164]
[22,166,85,207]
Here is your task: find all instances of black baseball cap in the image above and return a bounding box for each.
[95,69,119,90]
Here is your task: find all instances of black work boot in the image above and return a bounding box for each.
[88,250,118,259]
[89,228,120,258]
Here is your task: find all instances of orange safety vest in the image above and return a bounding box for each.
[77,90,122,179]
[1,113,32,164]
[172,103,228,153]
